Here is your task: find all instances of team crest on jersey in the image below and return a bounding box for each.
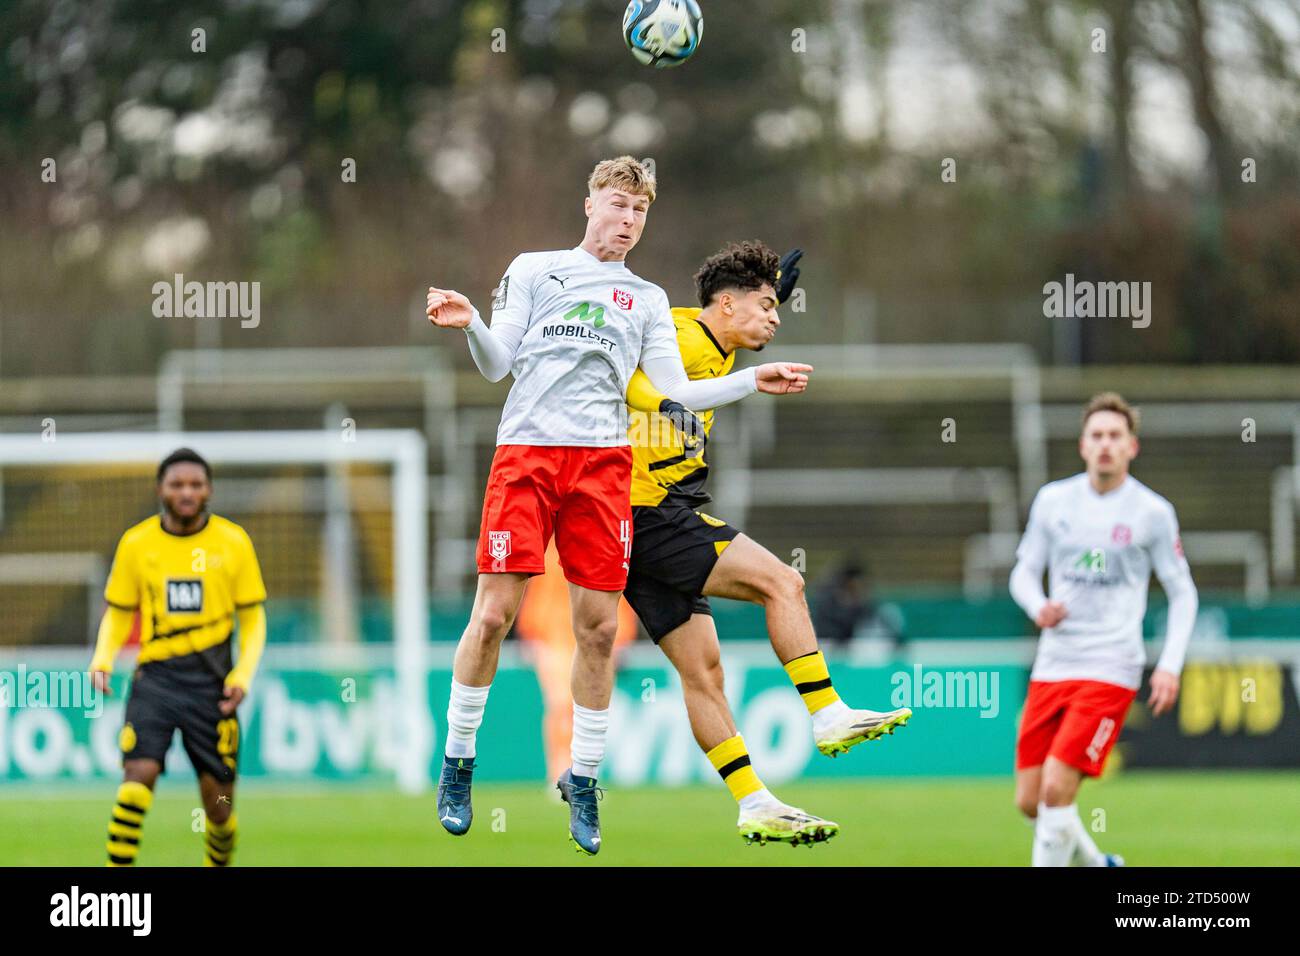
[1111,523,1132,546]
[488,530,511,560]
[165,578,204,613]
[612,288,633,310]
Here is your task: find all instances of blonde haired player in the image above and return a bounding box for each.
[426,156,813,854]
[89,448,267,867]
[1010,393,1197,866]
[514,543,638,787]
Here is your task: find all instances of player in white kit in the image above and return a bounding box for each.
[424,156,813,854]
[1009,392,1198,866]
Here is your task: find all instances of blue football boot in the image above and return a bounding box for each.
[436,755,475,836]
[556,768,604,855]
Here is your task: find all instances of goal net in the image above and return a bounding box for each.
[0,430,432,793]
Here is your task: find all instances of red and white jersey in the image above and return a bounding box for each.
[1011,473,1197,689]
[484,247,681,447]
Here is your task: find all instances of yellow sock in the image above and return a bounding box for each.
[705,735,765,803]
[783,650,841,716]
[204,812,238,867]
[106,781,152,867]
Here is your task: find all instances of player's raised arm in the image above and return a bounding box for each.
[774,248,803,306]
[427,287,520,383]
[1010,489,1065,628]
[428,255,535,383]
[638,293,810,410]
[1146,502,1198,715]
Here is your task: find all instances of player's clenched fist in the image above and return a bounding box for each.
[427,287,473,329]
[1035,600,1067,629]
[754,362,813,395]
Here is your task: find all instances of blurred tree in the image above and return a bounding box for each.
[0,0,1296,375]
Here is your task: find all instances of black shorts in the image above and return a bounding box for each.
[624,500,741,642]
[120,664,239,782]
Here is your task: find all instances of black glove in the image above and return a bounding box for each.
[658,399,705,453]
[775,248,803,305]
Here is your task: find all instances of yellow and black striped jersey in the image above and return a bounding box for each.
[627,307,734,507]
[104,514,266,681]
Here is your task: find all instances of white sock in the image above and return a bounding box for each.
[445,679,490,759]
[1032,802,1078,867]
[1070,809,1107,866]
[811,698,851,737]
[738,788,781,814]
[571,703,609,779]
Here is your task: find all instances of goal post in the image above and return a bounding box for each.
[0,430,432,794]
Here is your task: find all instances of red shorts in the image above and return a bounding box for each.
[1015,679,1137,777]
[476,444,633,591]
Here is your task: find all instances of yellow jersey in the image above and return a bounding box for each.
[104,513,267,682]
[627,307,735,507]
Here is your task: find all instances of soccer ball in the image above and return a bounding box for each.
[622,0,704,69]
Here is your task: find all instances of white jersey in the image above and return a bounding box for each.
[1011,473,1196,689]
[482,247,681,447]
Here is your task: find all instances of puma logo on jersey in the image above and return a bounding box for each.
[548,274,569,288]
[165,579,204,612]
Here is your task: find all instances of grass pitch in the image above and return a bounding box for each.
[3,771,1297,866]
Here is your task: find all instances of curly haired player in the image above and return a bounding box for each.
[624,241,912,846]
[90,448,267,867]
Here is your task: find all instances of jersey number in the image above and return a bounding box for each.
[217,718,239,756]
